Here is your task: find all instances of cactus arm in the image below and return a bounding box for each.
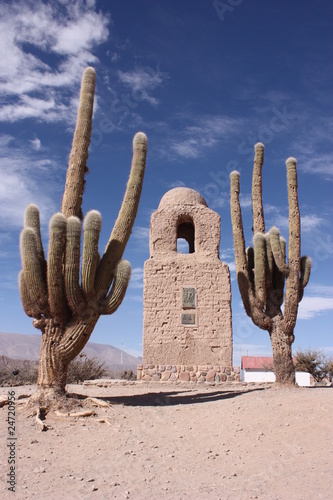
[264,233,274,285]
[59,315,99,364]
[47,213,69,324]
[59,260,130,363]
[253,233,267,309]
[284,157,301,333]
[65,216,86,313]
[269,226,289,276]
[95,132,147,298]
[230,171,252,315]
[99,260,131,315]
[298,255,312,302]
[230,171,271,329]
[61,67,96,219]
[252,143,265,234]
[81,211,102,298]
[18,270,39,318]
[24,204,46,271]
[246,246,255,288]
[20,228,48,314]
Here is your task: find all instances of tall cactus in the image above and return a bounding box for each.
[19,68,148,402]
[230,143,311,384]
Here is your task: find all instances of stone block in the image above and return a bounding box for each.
[161,371,171,381]
[206,370,216,382]
[219,373,227,382]
[152,373,161,381]
[179,371,190,382]
[227,375,235,382]
[198,365,208,372]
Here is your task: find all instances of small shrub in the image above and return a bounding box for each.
[294,349,325,382]
[321,357,333,382]
[0,357,38,386]
[120,369,136,381]
[67,353,107,384]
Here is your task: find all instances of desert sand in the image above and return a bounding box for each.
[0,381,332,499]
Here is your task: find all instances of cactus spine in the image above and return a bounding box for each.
[230,144,311,384]
[19,68,147,400]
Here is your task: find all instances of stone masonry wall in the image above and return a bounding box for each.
[143,256,232,366]
[137,364,240,383]
[142,187,233,375]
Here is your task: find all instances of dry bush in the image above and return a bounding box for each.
[0,357,38,386]
[321,357,333,382]
[67,353,107,384]
[120,369,136,381]
[294,349,331,382]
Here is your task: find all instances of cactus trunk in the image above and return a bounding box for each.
[36,320,68,393]
[269,316,295,385]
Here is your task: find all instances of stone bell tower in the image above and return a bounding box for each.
[139,187,234,383]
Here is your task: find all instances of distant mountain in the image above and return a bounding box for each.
[0,332,141,370]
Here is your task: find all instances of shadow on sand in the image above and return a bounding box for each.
[69,386,268,407]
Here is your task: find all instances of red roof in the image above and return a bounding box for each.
[241,356,297,370]
[241,356,273,370]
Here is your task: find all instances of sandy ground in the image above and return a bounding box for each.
[0,381,332,500]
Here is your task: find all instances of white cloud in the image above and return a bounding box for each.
[290,117,333,178]
[0,0,109,123]
[240,194,252,209]
[166,115,244,160]
[0,135,58,228]
[131,227,149,252]
[118,66,169,107]
[300,152,333,178]
[298,296,333,320]
[301,214,324,232]
[30,138,41,151]
[265,206,323,233]
[233,343,273,366]
[307,284,333,296]
[129,267,144,289]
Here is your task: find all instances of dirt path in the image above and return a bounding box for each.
[0,382,332,499]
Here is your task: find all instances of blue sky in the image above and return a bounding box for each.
[0,0,332,365]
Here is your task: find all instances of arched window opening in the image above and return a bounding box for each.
[177,221,195,253]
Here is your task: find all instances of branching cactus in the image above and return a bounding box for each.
[230,143,311,384]
[19,67,147,403]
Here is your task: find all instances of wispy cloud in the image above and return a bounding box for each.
[0,135,59,229]
[131,227,149,252]
[264,204,324,233]
[129,267,144,290]
[117,66,169,106]
[0,0,109,123]
[163,115,245,160]
[298,296,333,320]
[290,117,333,179]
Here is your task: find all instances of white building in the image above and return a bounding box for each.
[240,356,313,386]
